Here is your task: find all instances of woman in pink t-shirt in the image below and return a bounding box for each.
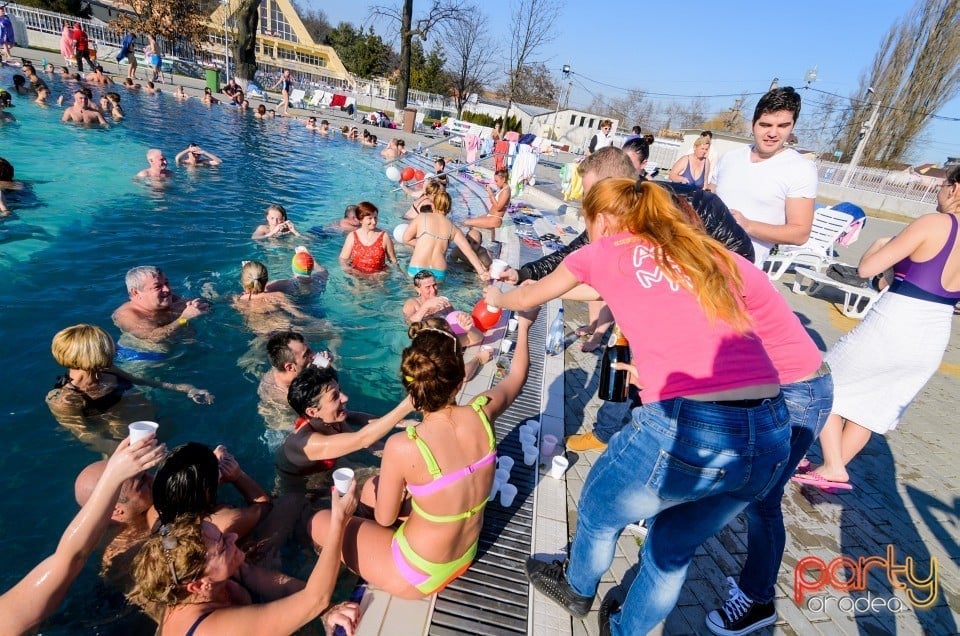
[485,178,792,634]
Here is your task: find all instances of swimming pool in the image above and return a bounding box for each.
[0,67,491,633]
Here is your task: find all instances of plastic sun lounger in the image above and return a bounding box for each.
[288,89,306,108]
[791,266,883,319]
[764,206,857,280]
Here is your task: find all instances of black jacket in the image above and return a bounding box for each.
[516,182,754,282]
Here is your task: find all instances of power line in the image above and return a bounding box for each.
[570,70,763,100]
[806,87,960,122]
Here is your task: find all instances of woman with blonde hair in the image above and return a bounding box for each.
[485,178,796,634]
[668,136,711,188]
[309,312,535,598]
[402,190,487,281]
[252,203,301,239]
[129,486,360,636]
[402,178,444,220]
[233,260,328,336]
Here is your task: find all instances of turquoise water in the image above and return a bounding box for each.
[0,68,489,633]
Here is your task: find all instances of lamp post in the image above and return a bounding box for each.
[842,87,881,187]
[222,0,230,81]
[550,64,571,140]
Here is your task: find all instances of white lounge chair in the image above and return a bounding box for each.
[288,89,306,108]
[308,91,327,109]
[792,266,883,319]
[764,206,857,280]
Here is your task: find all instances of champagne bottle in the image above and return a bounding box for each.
[598,326,630,402]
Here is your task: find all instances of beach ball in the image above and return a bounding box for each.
[393,223,408,242]
[401,166,415,182]
[292,246,315,277]
[385,166,401,182]
[445,310,468,336]
[471,298,502,332]
[413,169,425,181]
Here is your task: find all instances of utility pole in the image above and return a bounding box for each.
[549,64,571,140]
[842,87,881,187]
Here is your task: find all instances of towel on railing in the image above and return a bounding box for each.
[493,140,509,172]
[329,93,347,108]
[465,134,481,163]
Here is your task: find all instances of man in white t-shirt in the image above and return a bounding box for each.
[710,87,817,266]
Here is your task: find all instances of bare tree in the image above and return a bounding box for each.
[112,0,211,50]
[586,89,657,132]
[837,0,960,167]
[233,0,262,82]
[371,0,465,109]
[443,5,496,117]
[504,0,562,120]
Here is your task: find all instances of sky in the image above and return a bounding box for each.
[302,0,959,165]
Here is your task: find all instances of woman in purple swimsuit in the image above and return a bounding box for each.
[801,166,960,488]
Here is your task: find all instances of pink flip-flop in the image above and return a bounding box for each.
[791,471,853,491]
[795,458,812,473]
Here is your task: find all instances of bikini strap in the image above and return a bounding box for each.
[469,395,497,453]
[411,496,488,523]
[406,425,442,479]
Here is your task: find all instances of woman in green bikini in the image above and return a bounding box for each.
[310,310,535,598]
[401,190,488,281]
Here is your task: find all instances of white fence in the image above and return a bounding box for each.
[816,161,941,205]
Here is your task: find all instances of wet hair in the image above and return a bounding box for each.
[396,140,405,148]
[432,190,451,215]
[343,204,358,220]
[106,92,121,104]
[412,270,436,287]
[125,265,162,293]
[287,365,340,417]
[257,104,266,115]
[0,90,11,107]
[583,178,749,331]
[12,75,25,87]
[578,146,636,178]
[146,81,155,89]
[266,203,287,221]
[320,119,329,126]
[152,442,220,525]
[129,516,207,606]
[240,260,269,294]
[51,324,115,371]
[355,201,378,221]
[266,331,307,371]
[753,86,801,125]
[0,157,13,181]
[401,321,464,412]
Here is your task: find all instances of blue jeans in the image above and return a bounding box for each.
[594,385,642,443]
[565,396,790,636]
[738,372,833,603]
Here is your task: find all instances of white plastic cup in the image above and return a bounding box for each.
[508,317,518,332]
[549,455,570,479]
[497,456,514,472]
[128,421,159,444]
[489,259,509,280]
[523,419,541,435]
[488,477,502,501]
[312,351,330,368]
[496,467,510,483]
[499,339,513,354]
[499,483,518,507]
[541,434,559,457]
[519,430,537,446]
[332,467,355,495]
[523,445,539,466]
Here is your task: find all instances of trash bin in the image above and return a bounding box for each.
[402,106,417,133]
[205,68,220,94]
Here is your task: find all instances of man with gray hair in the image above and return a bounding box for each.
[112,266,209,342]
[135,149,173,179]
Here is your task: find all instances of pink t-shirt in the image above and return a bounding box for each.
[565,233,784,402]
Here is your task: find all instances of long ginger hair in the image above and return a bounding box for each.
[583,178,750,332]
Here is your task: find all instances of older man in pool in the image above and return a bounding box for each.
[61,88,107,126]
[135,149,174,179]
[112,266,209,343]
[402,271,484,348]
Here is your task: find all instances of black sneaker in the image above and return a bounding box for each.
[705,577,777,635]
[524,557,594,618]
[598,596,620,636]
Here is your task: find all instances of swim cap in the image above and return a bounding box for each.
[292,245,314,277]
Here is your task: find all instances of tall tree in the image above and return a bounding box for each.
[112,0,211,50]
[371,0,465,109]
[293,2,332,44]
[326,23,392,79]
[411,41,450,95]
[443,5,496,117]
[18,0,90,16]
[504,0,562,121]
[496,63,558,108]
[837,0,960,167]
[233,0,262,82]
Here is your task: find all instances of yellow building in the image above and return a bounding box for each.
[209,0,350,86]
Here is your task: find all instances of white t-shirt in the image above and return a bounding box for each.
[711,145,818,265]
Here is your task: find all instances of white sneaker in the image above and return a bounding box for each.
[624,520,647,539]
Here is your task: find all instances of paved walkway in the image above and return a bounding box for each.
[557,216,960,635]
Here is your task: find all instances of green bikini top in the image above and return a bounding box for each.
[405,395,498,523]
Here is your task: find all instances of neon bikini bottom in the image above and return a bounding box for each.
[390,523,477,595]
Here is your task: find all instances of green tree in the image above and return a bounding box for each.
[16,0,89,16]
[411,41,449,95]
[326,23,392,79]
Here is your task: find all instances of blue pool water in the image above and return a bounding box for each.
[0,68,490,633]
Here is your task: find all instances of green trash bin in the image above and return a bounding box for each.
[205,68,220,94]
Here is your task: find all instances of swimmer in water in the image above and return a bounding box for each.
[112,266,210,343]
[252,203,302,239]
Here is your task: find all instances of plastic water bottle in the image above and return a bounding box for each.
[545,308,565,356]
[41,57,48,69]
[416,141,423,154]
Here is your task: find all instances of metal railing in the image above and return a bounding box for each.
[816,161,941,205]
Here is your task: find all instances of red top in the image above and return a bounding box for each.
[349,231,387,273]
[74,28,89,51]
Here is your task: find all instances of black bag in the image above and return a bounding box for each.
[826,264,870,288]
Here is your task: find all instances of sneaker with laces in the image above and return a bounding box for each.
[524,557,594,618]
[705,577,776,635]
[566,431,607,452]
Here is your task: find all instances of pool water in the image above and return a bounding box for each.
[0,68,490,633]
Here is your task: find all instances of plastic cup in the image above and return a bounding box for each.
[497,456,514,472]
[519,430,537,446]
[499,339,513,354]
[496,467,511,483]
[499,483,518,507]
[489,259,509,280]
[523,419,541,435]
[508,317,518,332]
[523,445,539,466]
[488,476,503,501]
[128,421,158,444]
[332,467,354,495]
[541,434,559,457]
[549,455,569,479]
